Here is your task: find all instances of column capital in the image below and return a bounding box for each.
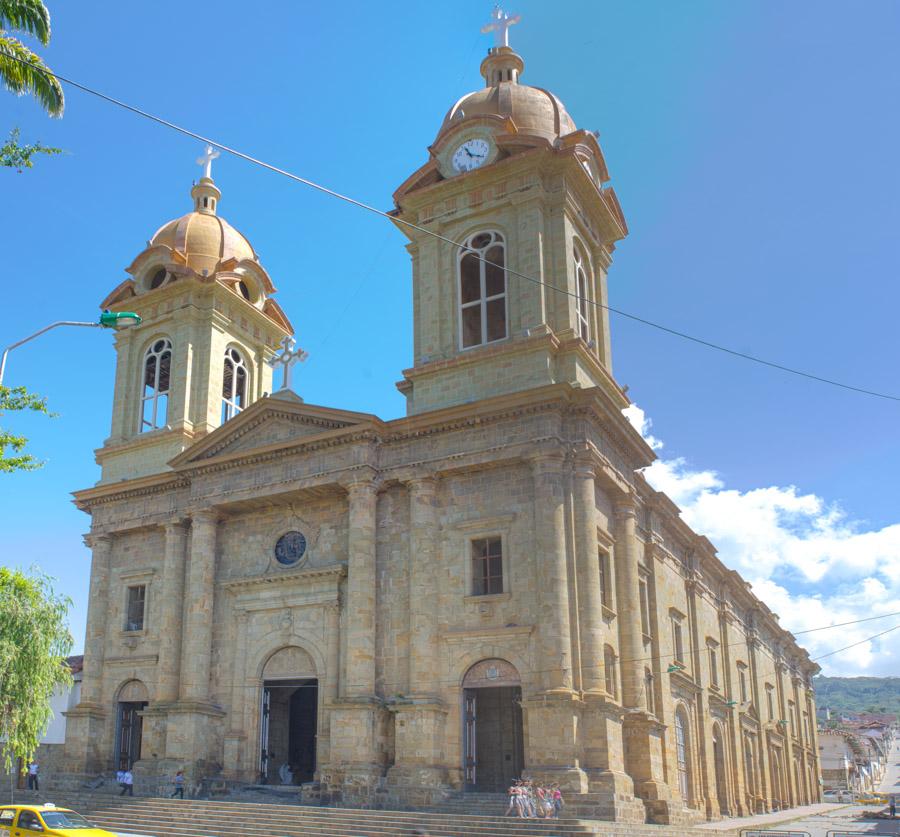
[614,498,638,520]
[83,532,113,551]
[341,467,380,494]
[571,446,598,480]
[529,449,566,475]
[163,518,190,535]
[190,507,220,526]
[404,471,438,493]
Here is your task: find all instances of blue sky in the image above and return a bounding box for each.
[2,1,899,674]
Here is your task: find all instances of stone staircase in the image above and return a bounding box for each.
[10,791,741,837]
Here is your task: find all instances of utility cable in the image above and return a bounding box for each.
[9,54,900,403]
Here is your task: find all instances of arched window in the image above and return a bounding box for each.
[675,706,693,805]
[140,338,171,432]
[574,244,591,341]
[458,231,507,349]
[221,347,247,423]
[603,645,618,699]
[149,268,167,290]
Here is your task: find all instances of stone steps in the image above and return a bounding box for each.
[13,792,739,837]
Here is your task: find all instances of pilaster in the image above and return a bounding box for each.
[572,452,604,694]
[156,520,188,704]
[179,509,218,702]
[530,451,573,692]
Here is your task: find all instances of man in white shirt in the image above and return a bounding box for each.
[26,761,39,791]
[120,769,134,796]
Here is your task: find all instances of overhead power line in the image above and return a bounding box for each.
[10,54,900,403]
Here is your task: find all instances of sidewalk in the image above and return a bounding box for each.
[694,801,853,831]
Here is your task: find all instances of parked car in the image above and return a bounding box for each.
[0,804,117,836]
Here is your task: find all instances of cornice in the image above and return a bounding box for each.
[73,472,187,510]
[220,562,347,591]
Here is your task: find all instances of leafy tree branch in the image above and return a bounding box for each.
[0,384,55,473]
[1,126,60,171]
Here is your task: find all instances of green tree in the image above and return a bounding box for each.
[1,126,60,171]
[0,0,63,116]
[0,385,55,472]
[0,567,73,773]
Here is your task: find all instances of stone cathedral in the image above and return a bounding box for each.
[63,18,822,825]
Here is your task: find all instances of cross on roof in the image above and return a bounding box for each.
[196,144,220,180]
[481,5,521,49]
[269,336,309,393]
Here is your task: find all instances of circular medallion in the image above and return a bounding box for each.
[274,531,307,566]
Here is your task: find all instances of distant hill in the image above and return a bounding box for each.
[813,676,900,717]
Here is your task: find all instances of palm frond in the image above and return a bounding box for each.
[0,34,63,116]
[0,0,51,45]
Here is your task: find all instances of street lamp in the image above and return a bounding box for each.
[0,311,141,388]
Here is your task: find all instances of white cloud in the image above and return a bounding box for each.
[624,405,900,676]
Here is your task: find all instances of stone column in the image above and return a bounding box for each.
[64,534,113,772]
[387,475,449,799]
[614,502,678,823]
[167,509,225,770]
[525,452,588,793]
[531,452,573,692]
[344,478,378,698]
[572,455,604,694]
[223,611,249,780]
[156,520,188,704]
[407,475,438,692]
[179,509,218,702]
[613,501,643,709]
[327,475,384,803]
[79,533,113,706]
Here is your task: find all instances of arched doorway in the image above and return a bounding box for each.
[115,679,149,769]
[674,706,694,807]
[259,646,318,785]
[712,723,729,815]
[769,746,784,810]
[462,659,524,792]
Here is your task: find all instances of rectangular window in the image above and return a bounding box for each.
[638,577,651,641]
[708,640,719,688]
[598,548,613,612]
[471,536,503,596]
[604,647,617,699]
[645,668,655,715]
[766,684,775,721]
[125,585,146,631]
[738,662,748,703]
[672,615,685,664]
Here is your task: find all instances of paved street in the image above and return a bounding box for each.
[699,798,899,836]
[879,737,900,796]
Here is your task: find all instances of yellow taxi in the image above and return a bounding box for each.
[0,804,117,836]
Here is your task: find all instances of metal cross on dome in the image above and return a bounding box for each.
[196,144,220,180]
[269,336,309,393]
[481,5,521,48]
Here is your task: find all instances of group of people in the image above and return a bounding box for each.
[504,778,564,818]
[115,768,134,796]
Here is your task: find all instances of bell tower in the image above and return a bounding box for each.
[96,153,292,483]
[392,36,629,416]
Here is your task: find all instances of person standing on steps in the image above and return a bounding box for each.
[552,784,564,818]
[170,770,185,799]
[120,768,134,796]
[26,761,39,791]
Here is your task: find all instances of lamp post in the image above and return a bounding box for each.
[0,311,142,388]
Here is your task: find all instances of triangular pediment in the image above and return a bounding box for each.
[170,391,383,468]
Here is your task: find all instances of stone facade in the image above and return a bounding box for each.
[63,38,821,825]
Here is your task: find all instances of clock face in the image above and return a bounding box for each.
[452,138,491,173]
[275,530,307,566]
